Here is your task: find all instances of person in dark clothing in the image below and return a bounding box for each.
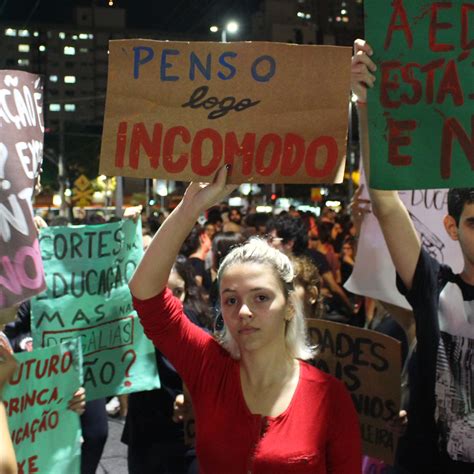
[122,258,211,474]
[180,225,212,292]
[340,237,356,285]
[354,39,474,473]
[266,214,357,318]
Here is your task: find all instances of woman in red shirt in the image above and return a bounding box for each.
[129,167,361,474]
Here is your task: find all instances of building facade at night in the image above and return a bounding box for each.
[251,0,364,45]
[0,6,194,128]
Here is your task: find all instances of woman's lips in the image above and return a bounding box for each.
[238,327,259,335]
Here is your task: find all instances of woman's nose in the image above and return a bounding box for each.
[238,303,253,319]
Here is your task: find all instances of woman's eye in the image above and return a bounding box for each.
[256,294,269,302]
[225,297,237,305]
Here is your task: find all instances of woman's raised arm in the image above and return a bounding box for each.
[129,165,236,300]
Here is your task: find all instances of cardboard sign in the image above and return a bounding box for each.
[2,339,82,474]
[0,70,46,308]
[30,220,161,400]
[100,40,352,184]
[345,172,463,309]
[0,305,18,325]
[365,1,473,189]
[307,319,401,464]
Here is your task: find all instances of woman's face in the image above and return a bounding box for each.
[168,270,186,302]
[331,223,342,240]
[200,233,212,255]
[219,262,288,355]
[342,243,353,258]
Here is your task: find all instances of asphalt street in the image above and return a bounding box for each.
[97,416,128,474]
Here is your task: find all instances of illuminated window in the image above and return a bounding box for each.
[88,34,94,39]
[18,44,30,52]
[59,32,66,39]
[65,104,76,112]
[18,29,30,37]
[17,59,30,66]
[72,35,78,40]
[49,75,59,82]
[64,75,76,84]
[79,47,89,53]
[39,45,46,52]
[33,31,39,37]
[297,11,304,18]
[79,33,89,39]
[64,46,75,55]
[5,28,17,36]
[49,104,61,112]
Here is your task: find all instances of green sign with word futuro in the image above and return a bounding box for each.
[365,0,473,189]
[3,339,82,474]
[31,219,160,400]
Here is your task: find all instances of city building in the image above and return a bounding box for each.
[251,0,318,44]
[251,0,364,45]
[0,6,198,128]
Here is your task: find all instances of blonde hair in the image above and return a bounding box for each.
[216,237,316,360]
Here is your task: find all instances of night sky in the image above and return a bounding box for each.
[1,0,261,36]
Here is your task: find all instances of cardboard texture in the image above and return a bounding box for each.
[0,305,19,325]
[365,1,474,189]
[100,40,352,184]
[307,319,401,464]
[0,70,46,308]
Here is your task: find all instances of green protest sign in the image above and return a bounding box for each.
[365,1,473,189]
[2,339,82,474]
[31,220,160,400]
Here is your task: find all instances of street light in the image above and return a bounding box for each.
[209,21,239,43]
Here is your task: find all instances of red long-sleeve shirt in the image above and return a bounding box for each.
[133,288,361,474]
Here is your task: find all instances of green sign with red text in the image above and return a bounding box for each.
[2,340,82,474]
[365,0,473,189]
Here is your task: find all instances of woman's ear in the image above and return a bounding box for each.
[443,215,459,241]
[308,286,319,305]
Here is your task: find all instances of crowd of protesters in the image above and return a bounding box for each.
[0,37,473,474]
[1,188,401,474]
